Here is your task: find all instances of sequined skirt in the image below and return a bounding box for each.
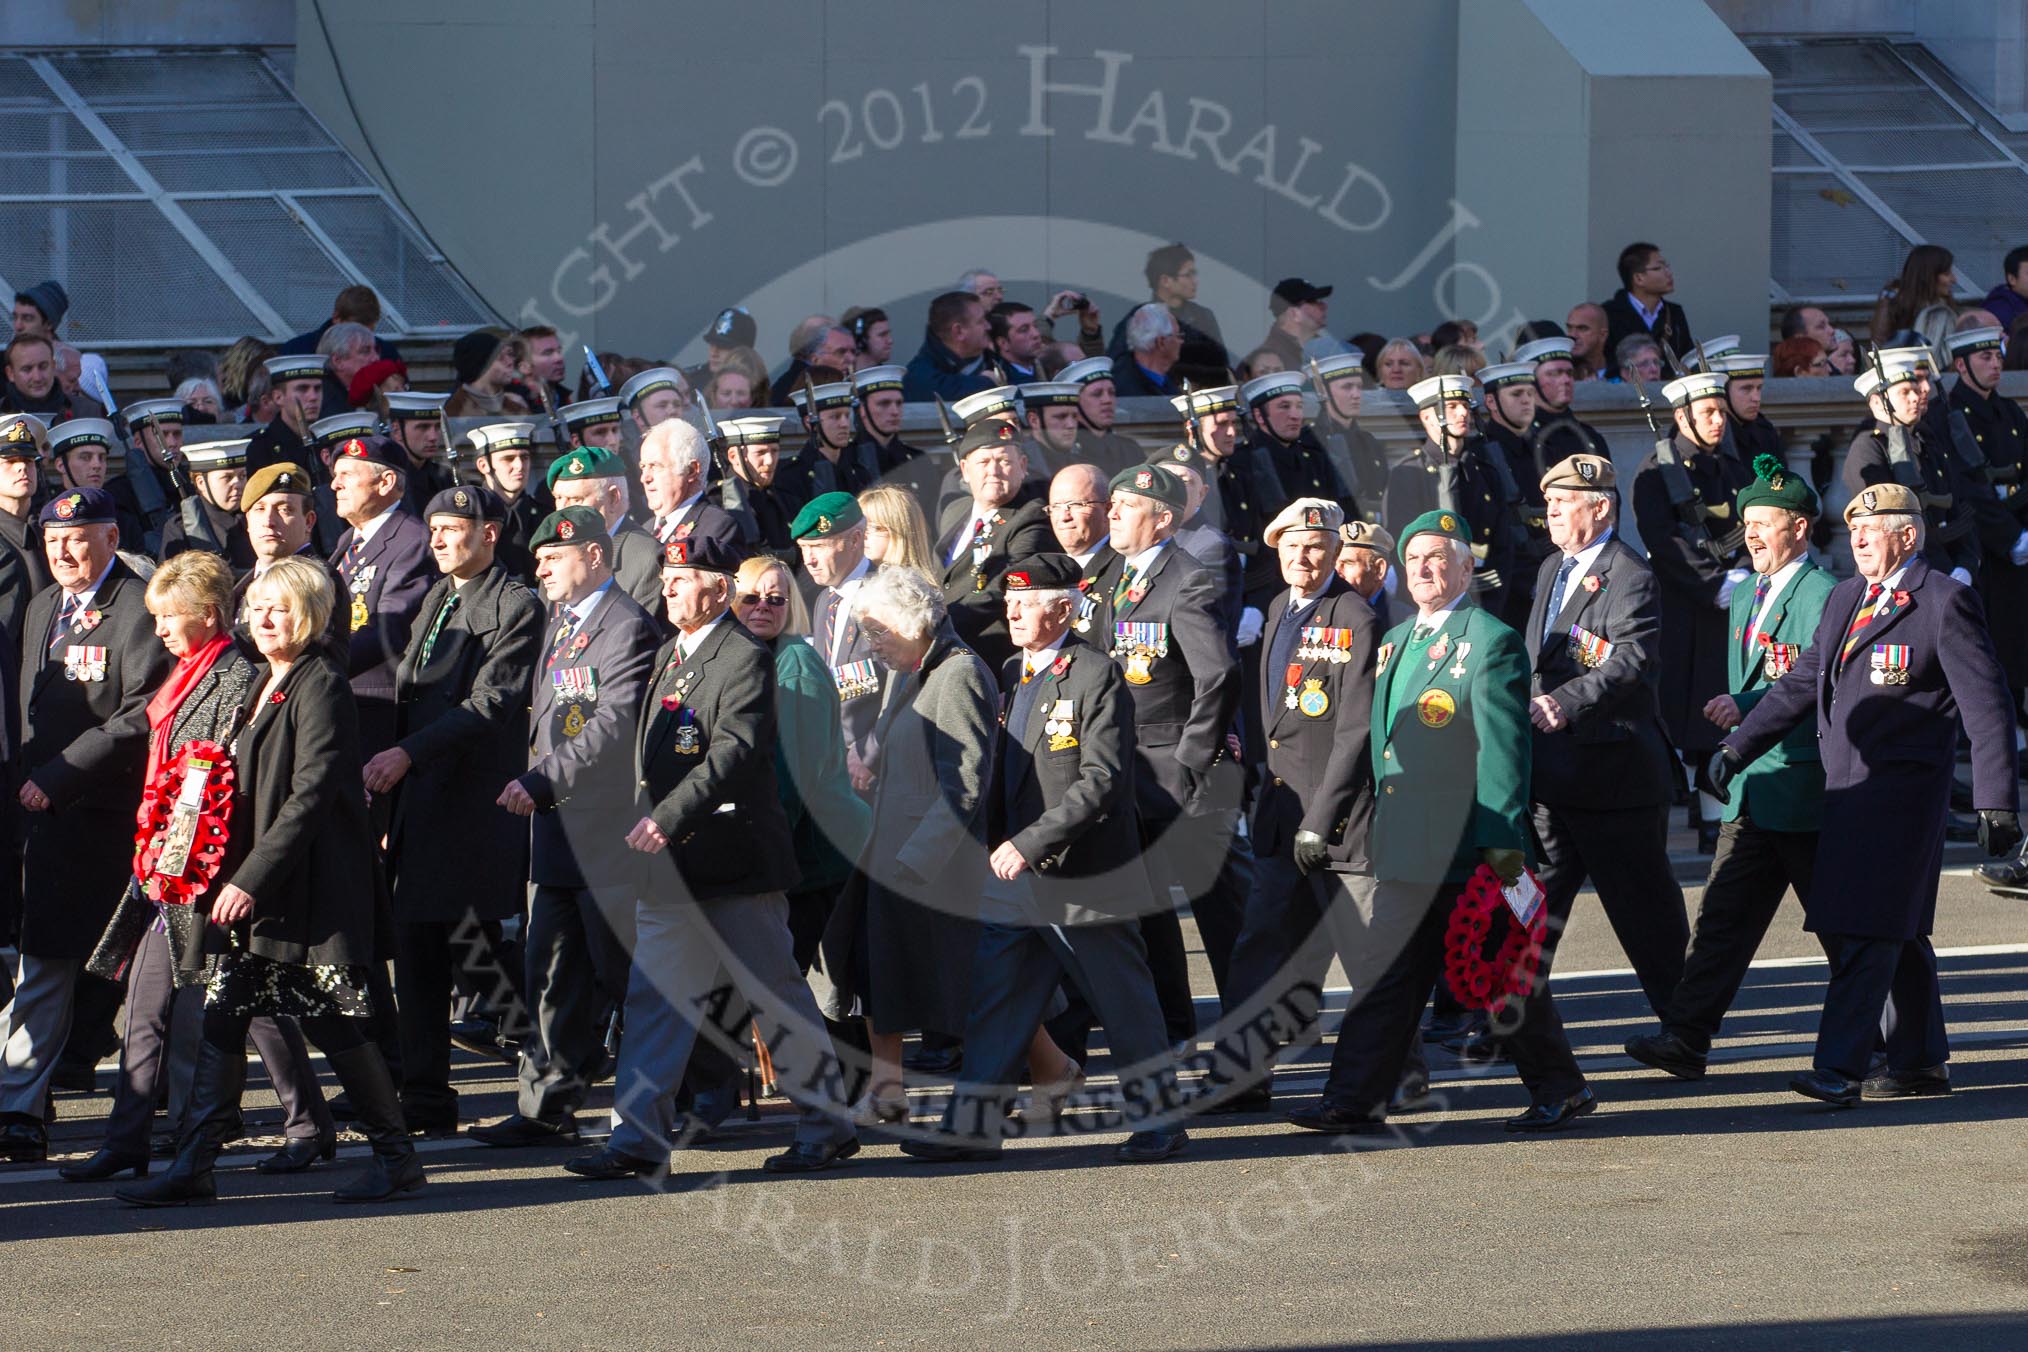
[202,950,371,1019]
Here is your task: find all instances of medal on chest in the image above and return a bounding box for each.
[1112,621,1168,684]
[1870,644,1911,685]
[62,644,107,682]
[1298,679,1329,717]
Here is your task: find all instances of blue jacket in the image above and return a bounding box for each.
[901,331,994,404]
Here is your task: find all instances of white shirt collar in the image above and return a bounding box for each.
[661,491,704,536]
[65,555,117,610]
[834,555,872,593]
[1753,556,1808,615]
[678,613,724,659]
[1124,540,1168,575]
[1021,634,1068,677]
[1631,293,1663,326]
[1069,533,1110,568]
[1289,579,1330,611]
[1560,529,1614,589]
[565,577,613,624]
[1872,564,1910,593]
[353,503,401,546]
[1414,602,1458,634]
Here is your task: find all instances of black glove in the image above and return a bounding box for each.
[1706,748,1743,805]
[1480,847,1525,887]
[1292,830,1331,877]
[1978,809,2023,858]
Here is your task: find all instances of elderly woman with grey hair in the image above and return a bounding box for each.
[821,564,997,1122]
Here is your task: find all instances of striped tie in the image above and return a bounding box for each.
[418,593,459,667]
[1112,563,1140,608]
[1743,572,1771,659]
[1838,583,1885,669]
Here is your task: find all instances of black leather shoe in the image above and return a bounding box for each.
[900,1136,1000,1163]
[1505,1087,1597,1133]
[1977,856,2028,890]
[1193,1081,1272,1115]
[1862,1065,1951,1099]
[1287,1103,1389,1134]
[470,1113,580,1147]
[1789,1069,1860,1107]
[1624,1031,1708,1081]
[116,1169,216,1207]
[1116,1129,1188,1162]
[763,1138,861,1173]
[0,1120,47,1163]
[256,1133,337,1174]
[58,1148,149,1182]
[562,1145,664,1180]
[1387,1078,1435,1114]
[447,1018,508,1062]
[902,1045,963,1076]
[333,1151,426,1202]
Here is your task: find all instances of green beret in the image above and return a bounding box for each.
[791,491,863,540]
[528,505,610,551]
[544,445,625,489]
[1107,462,1186,513]
[1396,508,1470,561]
[1735,452,1819,519]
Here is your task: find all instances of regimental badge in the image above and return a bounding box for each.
[1124,651,1153,684]
[558,518,576,541]
[1298,679,1330,717]
[1134,469,1154,490]
[1567,624,1613,669]
[1111,620,1169,685]
[674,720,703,755]
[1761,640,1801,680]
[53,495,77,521]
[1416,687,1456,728]
[1375,641,1394,676]
[1577,460,1597,483]
[350,596,369,632]
[561,703,586,738]
[1303,505,1324,528]
[1870,643,1911,686]
[453,489,470,510]
[817,514,834,534]
[1046,698,1078,750]
[1438,513,1456,532]
[1862,489,1878,512]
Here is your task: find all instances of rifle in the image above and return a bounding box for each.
[933,394,960,449]
[531,372,571,460]
[1629,368,1740,565]
[697,383,731,484]
[439,402,462,477]
[86,369,223,555]
[581,346,613,397]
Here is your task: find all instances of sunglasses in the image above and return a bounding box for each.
[737,592,788,609]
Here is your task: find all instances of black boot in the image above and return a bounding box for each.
[115,1040,246,1207]
[324,1045,425,1203]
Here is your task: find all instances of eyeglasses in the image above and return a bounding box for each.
[736,593,788,609]
[1048,499,1102,515]
[1637,259,1672,274]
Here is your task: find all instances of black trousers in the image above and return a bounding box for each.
[1224,850,1334,1025]
[1319,878,1583,1112]
[1815,932,1947,1080]
[393,917,517,1123]
[1531,800,1688,1014]
[1144,789,1256,1037]
[516,882,636,1122]
[1663,816,1819,1053]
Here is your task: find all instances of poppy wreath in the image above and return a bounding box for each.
[132,739,237,907]
[1442,862,1548,1012]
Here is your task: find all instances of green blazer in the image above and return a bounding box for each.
[1369,602,1531,886]
[1724,557,1836,832]
[773,635,872,890]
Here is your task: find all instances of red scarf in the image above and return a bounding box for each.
[144,634,232,784]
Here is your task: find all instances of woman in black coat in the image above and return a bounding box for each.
[119,557,423,1207]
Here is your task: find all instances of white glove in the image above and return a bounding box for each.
[1951,566,1975,586]
[1716,567,1750,609]
[1236,606,1265,647]
[2010,531,2028,568]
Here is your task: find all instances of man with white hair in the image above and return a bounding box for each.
[1110,303,1183,398]
[768,316,855,407]
[1289,509,1592,1137]
[1521,453,1688,1034]
[637,418,742,557]
[316,321,379,415]
[545,445,667,620]
[1716,482,2019,1106]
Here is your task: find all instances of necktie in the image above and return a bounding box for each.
[418,592,459,667]
[822,590,842,660]
[546,612,578,669]
[1410,622,1434,643]
[1268,599,1309,700]
[1542,555,1579,642]
[1838,582,1885,670]
[1744,572,1771,656]
[49,593,76,654]
[1007,664,1046,745]
[1112,563,1141,608]
[343,533,364,578]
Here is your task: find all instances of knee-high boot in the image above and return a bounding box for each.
[114,1038,246,1207]
[324,1044,425,1203]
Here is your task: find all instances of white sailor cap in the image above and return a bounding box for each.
[183,437,250,472]
[1057,356,1115,387]
[1239,371,1305,408]
[0,413,48,459]
[1945,326,2006,358]
[721,416,787,447]
[1170,384,1240,418]
[48,418,116,456]
[1020,381,1082,410]
[308,410,381,446]
[1854,347,1936,397]
[122,397,184,427]
[1683,335,1742,372]
[852,364,906,395]
[383,390,450,420]
[1408,374,1476,409]
[1662,372,1728,408]
[1478,361,1536,391]
[1307,353,1366,384]
[1512,336,1574,366]
[264,353,327,384]
[789,381,854,414]
[559,397,622,429]
[952,385,1022,428]
[1710,353,1767,380]
[468,422,538,456]
[617,366,684,409]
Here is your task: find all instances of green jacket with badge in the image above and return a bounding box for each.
[1724,557,1835,832]
[1369,601,1531,886]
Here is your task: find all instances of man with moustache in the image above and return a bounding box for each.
[935,421,1052,671]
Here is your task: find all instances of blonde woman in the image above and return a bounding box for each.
[857,484,938,584]
[1375,338,1427,390]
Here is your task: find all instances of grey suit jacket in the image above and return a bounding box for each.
[861,622,996,899]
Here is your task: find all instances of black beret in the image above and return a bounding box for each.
[425,484,507,522]
[661,534,741,575]
[328,433,409,474]
[1002,553,1084,591]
